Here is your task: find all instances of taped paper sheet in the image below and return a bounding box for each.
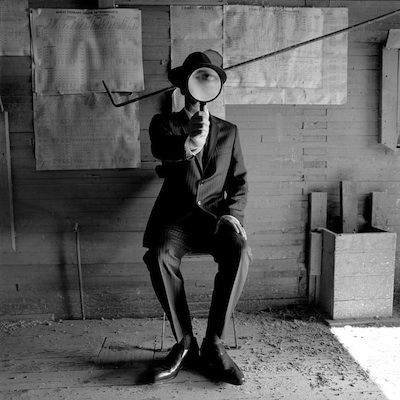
[223,6,348,105]
[225,6,324,89]
[30,8,144,94]
[0,0,30,56]
[34,93,140,170]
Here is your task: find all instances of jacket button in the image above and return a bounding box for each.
[197,200,202,206]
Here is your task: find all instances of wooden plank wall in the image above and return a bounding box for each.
[1,0,400,319]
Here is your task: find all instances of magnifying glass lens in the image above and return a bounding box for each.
[188,67,222,103]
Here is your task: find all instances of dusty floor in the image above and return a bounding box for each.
[1,305,399,400]
[331,293,400,400]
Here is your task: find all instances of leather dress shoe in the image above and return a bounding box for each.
[149,337,199,383]
[200,340,245,385]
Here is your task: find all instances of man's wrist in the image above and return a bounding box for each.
[185,136,205,157]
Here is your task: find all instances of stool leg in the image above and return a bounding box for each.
[232,311,238,349]
[161,312,166,351]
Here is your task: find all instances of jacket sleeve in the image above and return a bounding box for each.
[223,125,248,225]
[149,114,188,162]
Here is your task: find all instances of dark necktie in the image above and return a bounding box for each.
[202,132,210,169]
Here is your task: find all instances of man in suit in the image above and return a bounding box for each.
[143,51,252,385]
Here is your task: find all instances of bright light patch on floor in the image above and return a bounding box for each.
[331,326,400,400]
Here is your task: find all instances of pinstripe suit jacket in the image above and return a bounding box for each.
[143,109,248,248]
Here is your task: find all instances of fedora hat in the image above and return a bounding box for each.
[168,51,227,89]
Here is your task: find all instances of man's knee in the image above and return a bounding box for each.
[144,247,181,273]
[217,227,247,254]
[215,231,251,268]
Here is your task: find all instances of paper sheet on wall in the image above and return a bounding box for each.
[223,6,348,105]
[170,6,225,119]
[30,8,144,94]
[34,93,140,170]
[0,0,30,56]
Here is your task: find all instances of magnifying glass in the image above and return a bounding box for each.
[187,67,222,111]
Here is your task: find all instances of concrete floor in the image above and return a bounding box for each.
[1,305,398,400]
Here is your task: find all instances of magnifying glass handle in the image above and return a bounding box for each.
[200,102,206,112]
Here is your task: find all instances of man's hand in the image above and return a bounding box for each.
[215,215,247,240]
[188,111,209,149]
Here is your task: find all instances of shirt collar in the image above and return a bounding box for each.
[184,107,209,119]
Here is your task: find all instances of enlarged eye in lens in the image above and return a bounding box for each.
[195,70,219,83]
[188,67,222,103]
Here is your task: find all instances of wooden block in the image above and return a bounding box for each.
[307,192,327,305]
[0,112,15,251]
[386,29,400,48]
[340,181,358,233]
[319,229,336,316]
[379,48,399,151]
[308,192,327,230]
[371,192,389,230]
[319,228,396,320]
[308,232,323,305]
[309,232,322,276]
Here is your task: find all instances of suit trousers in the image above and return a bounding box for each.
[143,211,252,342]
